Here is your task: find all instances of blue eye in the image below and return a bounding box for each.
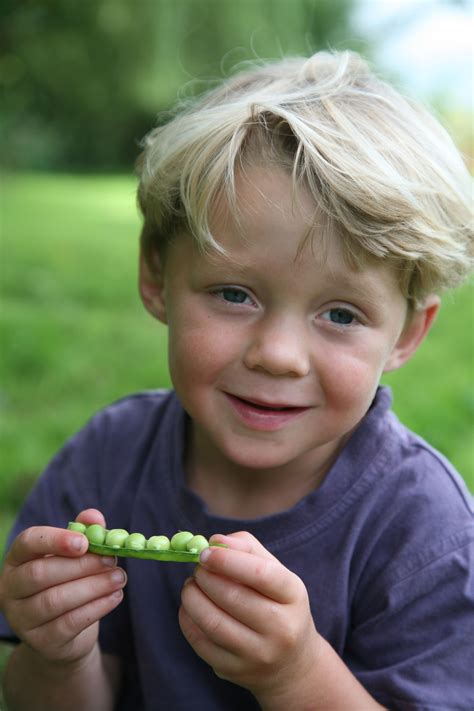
[323,308,355,325]
[219,287,250,304]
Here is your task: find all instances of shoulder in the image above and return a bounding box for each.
[11,390,184,531]
[64,389,181,456]
[337,387,472,537]
[64,388,184,490]
[353,387,473,521]
[346,403,474,706]
[352,404,473,611]
[382,408,473,523]
[86,389,178,432]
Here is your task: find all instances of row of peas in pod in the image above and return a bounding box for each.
[67,522,210,556]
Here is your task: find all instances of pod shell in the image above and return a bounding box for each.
[67,523,222,562]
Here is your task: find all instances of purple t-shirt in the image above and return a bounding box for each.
[1,387,473,710]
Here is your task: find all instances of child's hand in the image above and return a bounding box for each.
[0,509,127,666]
[179,531,321,705]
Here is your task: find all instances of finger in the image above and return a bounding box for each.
[75,509,106,528]
[18,567,127,630]
[181,578,258,655]
[178,605,238,678]
[6,527,88,567]
[193,566,278,634]
[28,589,124,652]
[209,532,277,561]
[198,546,298,604]
[10,552,118,599]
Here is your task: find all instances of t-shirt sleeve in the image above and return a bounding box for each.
[0,416,131,656]
[347,526,474,710]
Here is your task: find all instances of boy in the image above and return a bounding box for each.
[0,50,473,710]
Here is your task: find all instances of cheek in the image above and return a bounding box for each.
[167,318,239,391]
[319,348,385,413]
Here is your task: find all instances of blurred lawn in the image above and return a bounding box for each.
[1,172,473,554]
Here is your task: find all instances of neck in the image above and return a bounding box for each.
[184,425,345,519]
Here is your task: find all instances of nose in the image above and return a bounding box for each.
[243,315,311,378]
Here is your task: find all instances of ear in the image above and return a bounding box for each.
[138,248,168,324]
[383,295,440,373]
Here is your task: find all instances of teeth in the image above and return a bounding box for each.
[251,401,287,411]
[235,395,292,411]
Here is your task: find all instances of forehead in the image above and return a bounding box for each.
[173,166,402,304]
[209,165,352,277]
[211,165,318,247]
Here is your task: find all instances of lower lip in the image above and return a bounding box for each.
[224,393,309,432]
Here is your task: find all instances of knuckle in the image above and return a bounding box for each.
[253,640,278,668]
[57,607,84,638]
[42,586,62,618]
[233,530,251,541]
[253,558,272,585]
[281,619,300,648]
[27,558,46,588]
[16,527,36,550]
[275,612,302,653]
[224,583,243,609]
[78,553,101,575]
[21,625,42,650]
[213,663,234,681]
[265,599,283,627]
[205,611,223,638]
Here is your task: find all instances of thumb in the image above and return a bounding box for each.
[209,531,277,561]
[75,509,107,528]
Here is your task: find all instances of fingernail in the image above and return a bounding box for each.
[101,556,116,567]
[199,548,211,564]
[111,569,126,584]
[71,535,86,551]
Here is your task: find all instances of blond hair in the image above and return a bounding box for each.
[136,50,473,307]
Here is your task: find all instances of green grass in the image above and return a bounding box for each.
[0,172,171,539]
[1,171,473,547]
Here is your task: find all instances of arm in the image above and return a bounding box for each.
[179,532,385,710]
[0,510,126,711]
[3,644,121,711]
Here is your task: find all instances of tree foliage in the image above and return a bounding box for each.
[1,0,363,170]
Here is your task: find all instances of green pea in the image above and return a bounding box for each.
[66,522,223,562]
[170,531,194,551]
[67,522,87,534]
[125,533,146,550]
[146,535,171,551]
[86,524,106,545]
[186,535,209,554]
[105,529,129,548]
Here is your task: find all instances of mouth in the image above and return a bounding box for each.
[224,392,310,430]
[232,395,303,411]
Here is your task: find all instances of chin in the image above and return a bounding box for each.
[220,440,299,471]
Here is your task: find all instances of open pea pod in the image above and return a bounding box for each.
[67,522,221,563]
[85,542,202,562]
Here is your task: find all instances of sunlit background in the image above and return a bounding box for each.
[356,0,472,107]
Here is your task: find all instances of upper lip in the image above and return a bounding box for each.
[227,393,309,410]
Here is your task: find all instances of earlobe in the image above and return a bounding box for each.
[138,249,168,323]
[383,296,440,373]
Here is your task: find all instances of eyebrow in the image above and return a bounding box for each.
[202,249,397,305]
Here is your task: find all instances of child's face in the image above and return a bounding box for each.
[142,167,426,475]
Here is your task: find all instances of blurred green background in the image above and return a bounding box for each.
[1,0,473,560]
